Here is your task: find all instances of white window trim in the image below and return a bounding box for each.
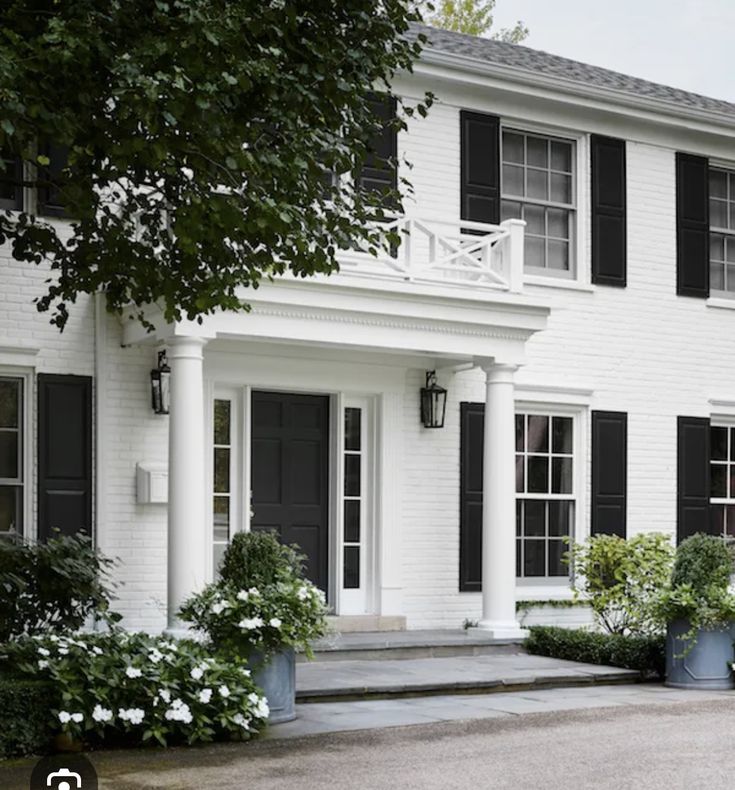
[499,117,590,288]
[0,366,34,540]
[708,164,735,300]
[514,399,588,599]
[709,417,735,519]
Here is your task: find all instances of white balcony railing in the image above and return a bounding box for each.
[337,216,525,294]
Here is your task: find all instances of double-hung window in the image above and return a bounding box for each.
[515,413,575,579]
[0,377,23,537]
[501,130,576,278]
[709,168,735,295]
[710,424,735,535]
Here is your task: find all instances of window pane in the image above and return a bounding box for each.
[729,203,735,231]
[516,414,525,451]
[727,237,735,262]
[213,400,230,445]
[0,486,17,533]
[524,203,545,235]
[550,141,572,173]
[527,456,549,493]
[550,172,572,204]
[552,417,573,454]
[515,454,524,493]
[726,505,735,537]
[503,132,524,164]
[710,170,728,199]
[711,426,728,460]
[516,539,522,576]
[525,235,545,268]
[726,265,735,293]
[0,380,19,429]
[547,240,569,271]
[213,447,230,493]
[711,463,727,498]
[344,454,360,497]
[731,427,735,461]
[552,457,573,494]
[549,501,571,537]
[710,199,727,228]
[731,467,735,500]
[527,415,549,452]
[711,503,725,536]
[0,432,18,479]
[524,500,545,536]
[344,546,360,589]
[527,136,548,168]
[523,540,545,576]
[547,208,569,239]
[710,233,725,262]
[516,500,522,536]
[213,497,230,542]
[711,262,725,291]
[527,168,548,200]
[548,540,567,576]
[344,499,360,543]
[503,164,524,197]
[501,200,522,220]
[345,407,361,452]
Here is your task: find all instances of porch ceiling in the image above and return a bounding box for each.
[121,273,550,365]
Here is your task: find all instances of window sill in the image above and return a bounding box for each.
[524,275,595,293]
[706,296,735,311]
[514,584,574,601]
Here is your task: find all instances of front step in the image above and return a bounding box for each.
[301,629,522,663]
[295,651,641,703]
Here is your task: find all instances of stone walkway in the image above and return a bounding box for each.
[296,651,639,700]
[273,683,735,739]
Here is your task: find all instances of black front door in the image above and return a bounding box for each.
[251,391,330,591]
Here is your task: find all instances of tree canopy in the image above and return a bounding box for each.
[422,0,529,42]
[0,1,430,329]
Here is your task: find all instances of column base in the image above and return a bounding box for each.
[470,620,528,641]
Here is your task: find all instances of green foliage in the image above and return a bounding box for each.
[568,533,674,636]
[4,631,268,747]
[220,531,304,590]
[524,626,665,678]
[0,1,432,330]
[0,532,119,642]
[655,533,735,631]
[0,676,56,758]
[421,0,529,41]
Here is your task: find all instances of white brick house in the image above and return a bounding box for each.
[2,24,734,636]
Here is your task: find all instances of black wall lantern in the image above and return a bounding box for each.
[150,350,171,415]
[420,370,447,429]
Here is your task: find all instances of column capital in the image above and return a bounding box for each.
[475,360,519,380]
[166,335,209,360]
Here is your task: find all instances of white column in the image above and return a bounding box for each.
[167,336,208,630]
[475,362,526,639]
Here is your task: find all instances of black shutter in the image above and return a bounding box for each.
[591,411,627,537]
[38,143,69,218]
[677,416,711,543]
[591,136,626,286]
[460,111,500,225]
[37,374,93,541]
[0,152,23,211]
[460,402,484,591]
[357,95,397,204]
[676,152,709,298]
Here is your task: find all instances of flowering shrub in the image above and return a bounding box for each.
[3,631,269,747]
[179,579,329,658]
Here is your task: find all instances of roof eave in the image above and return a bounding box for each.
[417,48,735,134]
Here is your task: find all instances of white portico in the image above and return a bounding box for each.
[121,217,550,636]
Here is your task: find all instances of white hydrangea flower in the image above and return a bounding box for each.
[254,697,269,719]
[211,601,227,615]
[219,685,230,698]
[269,617,282,628]
[38,647,50,657]
[92,705,113,723]
[296,585,310,601]
[236,590,250,602]
[38,660,49,670]
[238,616,264,630]
[58,711,72,724]
[248,587,260,596]
[71,713,84,724]
[240,667,251,677]
[159,689,171,703]
[190,666,204,680]
[232,713,251,730]
[49,635,59,643]
[92,646,104,656]
[148,649,164,664]
[125,667,142,679]
[198,688,213,704]
[58,647,69,656]
[118,708,145,725]
[165,700,193,724]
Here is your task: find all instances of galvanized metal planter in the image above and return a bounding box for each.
[665,619,735,690]
[249,648,296,724]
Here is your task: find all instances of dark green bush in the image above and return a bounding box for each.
[670,533,733,593]
[0,532,118,642]
[0,675,56,758]
[524,626,665,678]
[220,530,305,589]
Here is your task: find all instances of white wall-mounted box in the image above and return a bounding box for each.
[136,462,168,504]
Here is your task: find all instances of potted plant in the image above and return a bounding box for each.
[656,533,735,689]
[179,531,329,723]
